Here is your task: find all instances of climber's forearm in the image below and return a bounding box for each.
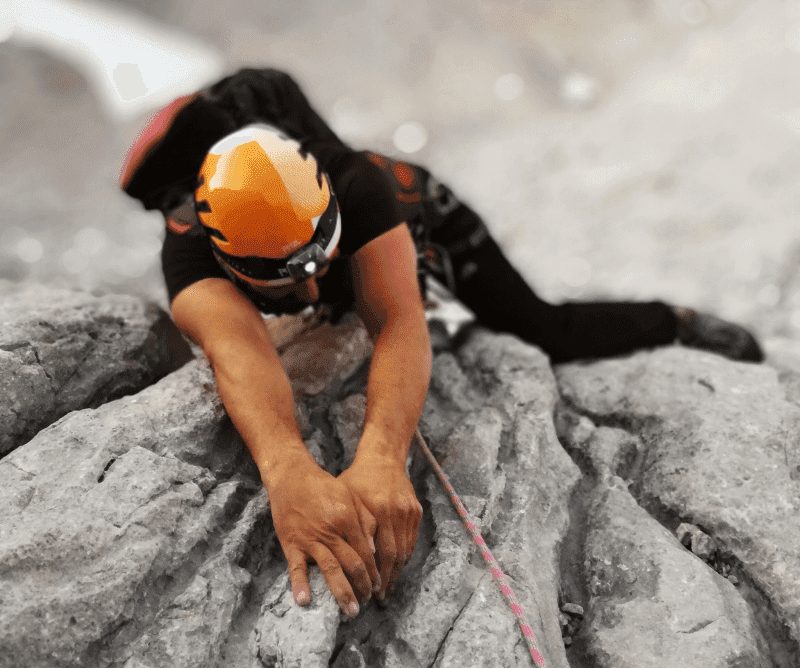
[355,308,431,468]
[208,333,317,485]
[170,278,317,487]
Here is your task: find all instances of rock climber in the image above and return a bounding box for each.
[119,67,763,620]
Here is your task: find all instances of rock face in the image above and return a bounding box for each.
[582,477,770,668]
[0,285,192,456]
[0,289,580,668]
[556,347,800,667]
[253,570,340,668]
[0,307,373,668]
[0,358,254,668]
[3,287,798,668]
[366,329,581,668]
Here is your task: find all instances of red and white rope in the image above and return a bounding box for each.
[413,429,546,666]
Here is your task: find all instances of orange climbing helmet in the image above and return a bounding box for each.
[195,124,341,286]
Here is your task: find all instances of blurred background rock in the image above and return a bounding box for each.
[1,0,798,341]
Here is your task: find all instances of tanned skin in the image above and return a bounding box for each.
[170,223,431,617]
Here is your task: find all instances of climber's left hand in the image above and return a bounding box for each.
[338,452,423,600]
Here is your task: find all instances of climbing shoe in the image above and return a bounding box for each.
[673,308,764,363]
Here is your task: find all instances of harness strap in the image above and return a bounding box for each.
[365,152,464,297]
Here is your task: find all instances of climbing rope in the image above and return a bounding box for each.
[413,429,547,666]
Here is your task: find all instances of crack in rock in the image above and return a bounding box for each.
[679,619,716,634]
[427,582,479,668]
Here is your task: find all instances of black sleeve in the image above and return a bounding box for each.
[335,156,406,257]
[160,229,227,304]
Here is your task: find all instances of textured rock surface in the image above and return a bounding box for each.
[0,359,252,668]
[6,284,799,668]
[382,476,483,668]
[331,393,367,471]
[377,329,582,668]
[557,346,800,665]
[2,306,582,668]
[0,285,192,456]
[285,327,581,668]
[582,477,769,667]
[277,315,372,399]
[0,304,369,668]
[122,491,267,668]
[253,570,340,668]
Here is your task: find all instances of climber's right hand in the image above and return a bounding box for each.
[264,451,381,618]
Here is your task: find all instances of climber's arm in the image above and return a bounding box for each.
[170,278,379,615]
[337,223,430,599]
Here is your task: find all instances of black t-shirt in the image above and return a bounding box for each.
[124,68,402,315]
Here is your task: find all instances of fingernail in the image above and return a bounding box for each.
[369,537,376,552]
[347,601,360,618]
[376,591,385,601]
[373,579,382,594]
[296,590,309,606]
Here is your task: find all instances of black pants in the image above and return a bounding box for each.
[369,157,678,364]
[427,204,677,363]
[361,153,678,363]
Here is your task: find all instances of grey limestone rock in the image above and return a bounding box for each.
[384,476,483,668]
[583,477,770,668]
[330,641,367,668]
[252,569,340,668]
[385,329,582,668]
[122,490,269,668]
[676,522,719,560]
[557,409,642,482]
[0,359,252,668]
[431,572,532,668]
[10,286,794,668]
[0,285,192,457]
[331,392,367,471]
[0,304,374,668]
[431,405,505,526]
[277,312,372,399]
[557,346,800,656]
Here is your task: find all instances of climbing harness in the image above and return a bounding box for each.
[413,429,547,666]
